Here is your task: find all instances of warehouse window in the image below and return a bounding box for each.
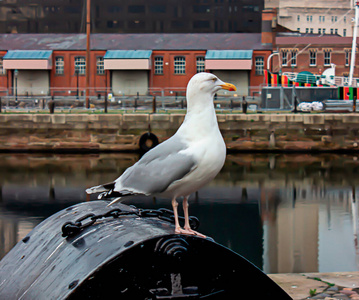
[255,57,264,75]
[96,57,104,75]
[55,56,64,75]
[75,56,86,75]
[196,56,205,73]
[290,49,298,66]
[154,56,163,74]
[345,49,350,66]
[324,49,331,66]
[174,56,186,74]
[309,50,317,66]
[0,57,6,75]
[281,50,288,66]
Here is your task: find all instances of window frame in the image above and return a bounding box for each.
[96,56,105,75]
[324,49,331,66]
[196,56,205,73]
[255,56,264,75]
[345,49,350,66]
[154,56,164,75]
[174,56,186,75]
[281,50,288,66]
[309,49,317,66]
[0,57,6,75]
[290,49,298,67]
[74,56,86,75]
[55,56,64,75]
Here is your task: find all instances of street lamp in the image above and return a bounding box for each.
[75,69,79,99]
[14,69,18,106]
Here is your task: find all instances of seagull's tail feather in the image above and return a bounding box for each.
[86,181,136,204]
[86,181,116,194]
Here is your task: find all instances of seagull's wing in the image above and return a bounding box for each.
[116,135,196,195]
[86,135,196,197]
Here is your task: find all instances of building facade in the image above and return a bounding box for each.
[0,0,264,34]
[267,0,355,37]
[0,33,272,97]
[275,34,359,79]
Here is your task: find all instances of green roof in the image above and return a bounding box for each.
[3,50,52,59]
[205,50,253,60]
[104,50,152,59]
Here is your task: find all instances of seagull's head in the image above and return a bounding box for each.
[187,72,237,99]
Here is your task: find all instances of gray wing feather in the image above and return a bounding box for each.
[115,136,196,195]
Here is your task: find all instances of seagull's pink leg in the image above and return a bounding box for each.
[172,197,182,234]
[183,196,206,238]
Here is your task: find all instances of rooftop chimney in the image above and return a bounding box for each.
[261,8,277,46]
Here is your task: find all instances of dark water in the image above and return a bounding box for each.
[1,153,359,274]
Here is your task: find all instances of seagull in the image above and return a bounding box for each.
[86,72,236,237]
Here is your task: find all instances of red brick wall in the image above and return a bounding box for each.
[51,50,108,96]
[151,50,206,95]
[0,51,9,95]
[279,45,358,78]
[250,50,271,94]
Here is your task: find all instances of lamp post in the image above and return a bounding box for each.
[349,0,359,86]
[85,0,91,109]
[14,69,18,106]
[75,69,79,99]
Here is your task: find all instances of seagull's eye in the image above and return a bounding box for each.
[211,77,217,82]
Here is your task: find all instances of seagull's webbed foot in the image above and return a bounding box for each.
[172,197,206,238]
[177,196,207,238]
[182,226,206,238]
[175,226,206,238]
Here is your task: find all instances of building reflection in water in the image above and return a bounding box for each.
[0,153,359,274]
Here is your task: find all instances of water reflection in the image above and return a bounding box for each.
[1,153,359,274]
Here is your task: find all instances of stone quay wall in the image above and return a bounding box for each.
[1,113,359,152]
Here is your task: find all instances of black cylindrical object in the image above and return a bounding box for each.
[0,201,290,300]
[152,95,156,113]
[242,96,248,114]
[354,96,357,113]
[48,97,55,114]
[104,95,108,113]
[293,96,298,113]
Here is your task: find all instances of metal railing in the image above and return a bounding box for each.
[0,94,262,113]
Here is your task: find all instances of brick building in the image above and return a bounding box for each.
[274,34,359,79]
[0,33,272,97]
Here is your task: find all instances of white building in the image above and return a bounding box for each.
[266,0,355,37]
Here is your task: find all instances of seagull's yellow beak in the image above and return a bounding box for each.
[220,82,237,92]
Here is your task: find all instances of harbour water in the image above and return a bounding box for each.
[1,153,359,274]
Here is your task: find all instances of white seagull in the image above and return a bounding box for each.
[86,72,236,237]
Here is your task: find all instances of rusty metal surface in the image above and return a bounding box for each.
[0,33,271,51]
